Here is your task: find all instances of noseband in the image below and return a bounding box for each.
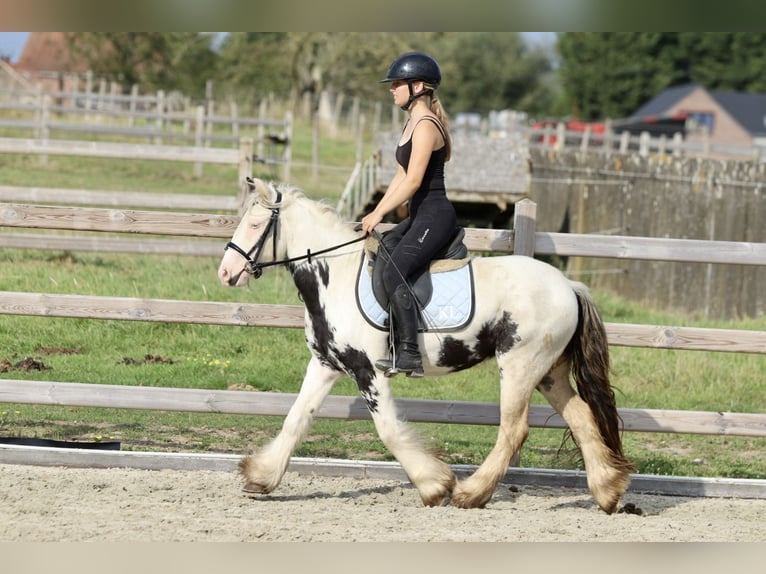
[224,188,367,280]
[224,189,282,279]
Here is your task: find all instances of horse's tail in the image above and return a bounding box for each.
[566,282,634,471]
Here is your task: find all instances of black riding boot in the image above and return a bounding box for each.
[374,284,424,378]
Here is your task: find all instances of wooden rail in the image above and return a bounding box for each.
[0,292,763,354]
[1,201,764,454]
[0,186,240,212]
[1,380,765,438]
[3,203,766,266]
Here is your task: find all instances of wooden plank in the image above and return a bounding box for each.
[4,203,764,267]
[447,189,527,204]
[0,137,238,164]
[2,379,765,437]
[0,186,239,211]
[1,203,238,237]
[0,292,306,328]
[605,323,766,354]
[512,198,537,256]
[1,445,763,498]
[0,233,225,256]
[2,291,764,354]
[535,231,766,266]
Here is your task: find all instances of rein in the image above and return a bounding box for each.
[224,189,366,279]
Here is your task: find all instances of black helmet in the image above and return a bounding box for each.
[381,51,441,87]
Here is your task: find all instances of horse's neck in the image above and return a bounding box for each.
[283,200,356,252]
[282,200,361,283]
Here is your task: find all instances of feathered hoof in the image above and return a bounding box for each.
[597,496,621,515]
[419,486,452,507]
[450,483,492,509]
[591,467,631,514]
[450,493,490,509]
[417,471,456,507]
[242,481,273,495]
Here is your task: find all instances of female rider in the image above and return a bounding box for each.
[360,51,457,378]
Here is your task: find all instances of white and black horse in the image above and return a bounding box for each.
[218,178,633,512]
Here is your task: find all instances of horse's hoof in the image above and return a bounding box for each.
[242,481,271,494]
[450,486,491,509]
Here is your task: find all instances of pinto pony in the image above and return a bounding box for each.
[218,178,633,512]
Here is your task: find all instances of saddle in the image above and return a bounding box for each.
[356,219,475,332]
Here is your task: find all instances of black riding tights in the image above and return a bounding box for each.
[381,200,457,298]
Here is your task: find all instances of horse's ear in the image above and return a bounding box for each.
[247,177,272,202]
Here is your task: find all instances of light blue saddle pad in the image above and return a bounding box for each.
[355,253,475,332]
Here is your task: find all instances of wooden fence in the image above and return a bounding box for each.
[528,121,766,161]
[529,148,766,320]
[0,89,292,179]
[0,134,257,256]
[1,199,765,446]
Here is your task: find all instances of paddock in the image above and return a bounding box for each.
[2,458,766,541]
[1,192,764,482]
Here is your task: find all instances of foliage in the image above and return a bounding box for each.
[434,32,554,115]
[65,32,219,100]
[63,32,555,119]
[556,32,766,121]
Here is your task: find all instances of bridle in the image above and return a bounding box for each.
[224,188,366,280]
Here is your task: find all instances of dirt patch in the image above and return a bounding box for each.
[117,354,174,366]
[0,356,52,373]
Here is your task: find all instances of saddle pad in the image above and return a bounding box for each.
[355,253,475,332]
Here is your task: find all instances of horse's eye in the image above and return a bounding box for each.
[251,223,261,230]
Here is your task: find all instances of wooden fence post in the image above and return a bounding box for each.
[555,122,565,151]
[639,131,650,156]
[128,84,138,127]
[672,132,683,156]
[238,137,254,206]
[512,198,537,256]
[39,93,50,166]
[155,90,164,145]
[283,111,293,182]
[257,99,266,160]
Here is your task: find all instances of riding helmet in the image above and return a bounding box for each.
[381,52,441,87]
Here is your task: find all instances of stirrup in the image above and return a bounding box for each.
[384,366,424,378]
[374,357,424,378]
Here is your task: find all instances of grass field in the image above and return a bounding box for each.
[1,119,764,480]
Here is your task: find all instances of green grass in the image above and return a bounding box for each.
[0,122,764,480]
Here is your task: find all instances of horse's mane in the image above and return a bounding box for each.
[273,182,346,226]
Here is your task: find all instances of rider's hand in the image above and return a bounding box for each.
[360,210,383,236]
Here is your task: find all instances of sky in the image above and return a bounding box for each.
[0,32,557,65]
[0,32,29,62]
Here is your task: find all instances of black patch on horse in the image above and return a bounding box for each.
[292,265,334,361]
[316,261,330,288]
[337,346,379,412]
[292,264,380,413]
[437,312,520,371]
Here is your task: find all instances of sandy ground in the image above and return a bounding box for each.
[1,463,765,542]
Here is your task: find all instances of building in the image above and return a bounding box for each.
[5,32,88,91]
[627,84,766,149]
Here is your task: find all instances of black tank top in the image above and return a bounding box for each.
[395,116,448,218]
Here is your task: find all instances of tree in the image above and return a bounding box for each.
[434,32,554,116]
[677,32,766,92]
[557,32,766,121]
[65,33,218,98]
[557,33,680,121]
[215,32,292,104]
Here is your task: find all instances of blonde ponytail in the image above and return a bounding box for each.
[428,90,452,161]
